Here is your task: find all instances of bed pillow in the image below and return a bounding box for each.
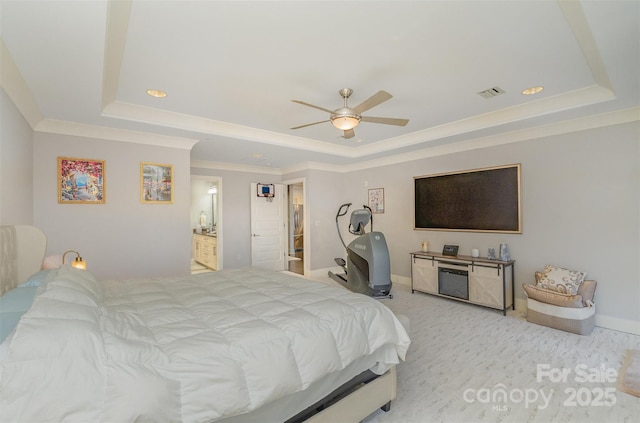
[0,287,38,343]
[536,272,597,306]
[523,283,584,308]
[577,280,597,304]
[17,269,58,288]
[535,265,586,295]
[0,286,38,313]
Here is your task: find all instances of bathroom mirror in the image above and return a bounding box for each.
[208,183,217,231]
[191,178,218,233]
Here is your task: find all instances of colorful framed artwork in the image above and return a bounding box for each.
[57,157,105,204]
[141,162,173,203]
[368,187,384,214]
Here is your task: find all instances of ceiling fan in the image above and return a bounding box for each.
[291,88,409,139]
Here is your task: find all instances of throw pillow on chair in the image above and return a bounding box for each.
[524,266,596,335]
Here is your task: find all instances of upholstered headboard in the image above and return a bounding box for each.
[0,225,47,296]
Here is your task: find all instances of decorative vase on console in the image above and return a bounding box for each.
[487,248,496,260]
[499,243,510,261]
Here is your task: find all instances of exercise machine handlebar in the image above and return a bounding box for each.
[337,203,351,217]
[335,203,351,249]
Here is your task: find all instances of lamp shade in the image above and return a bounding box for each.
[62,250,86,270]
[72,257,87,270]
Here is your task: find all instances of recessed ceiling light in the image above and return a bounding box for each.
[146,89,167,98]
[522,86,544,95]
[252,153,263,159]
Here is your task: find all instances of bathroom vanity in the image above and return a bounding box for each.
[193,233,217,270]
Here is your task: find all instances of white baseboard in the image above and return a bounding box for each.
[515,298,528,312]
[311,268,640,336]
[391,274,411,287]
[595,313,640,335]
[305,267,341,281]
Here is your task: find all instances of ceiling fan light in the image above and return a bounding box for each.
[331,115,361,130]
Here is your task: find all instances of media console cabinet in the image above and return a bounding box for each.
[410,251,515,315]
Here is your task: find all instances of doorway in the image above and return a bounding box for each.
[286,180,305,275]
[247,179,306,275]
[250,183,286,271]
[190,175,222,273]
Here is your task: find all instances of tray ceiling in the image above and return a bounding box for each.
[1,0,638,171]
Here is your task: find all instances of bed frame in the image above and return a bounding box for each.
[291,366,397,422]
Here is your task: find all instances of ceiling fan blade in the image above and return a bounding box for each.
[343,129,355,139]
[291,119,329,130]
[361,116,409,126]
[352,90,393,115]
[291,100,334,114]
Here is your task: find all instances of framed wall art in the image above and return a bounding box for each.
[141,162,173,203]
[58,157,105,204]
[368,188,384,214]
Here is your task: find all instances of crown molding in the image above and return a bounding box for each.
[558,0,613,91]
[102,100,354,157]
[100,83,614,161]
[191,160,282,175]
[101,0,132,109]
[0,39,44,129]
[281,161,348,175]
[351,84,615,158]
[35,119,197,149]
[190,159,347,176]
[339,106,640,173]
[192,107,639,175]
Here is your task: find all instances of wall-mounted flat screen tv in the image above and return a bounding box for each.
[414,164,521,233]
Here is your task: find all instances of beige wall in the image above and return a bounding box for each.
[32,132,192,280]
[300,169,348,270]
[341,122,639,328]
[0,89,33,225]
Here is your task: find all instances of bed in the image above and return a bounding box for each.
[0,225,410,422]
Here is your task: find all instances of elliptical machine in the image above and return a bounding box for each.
[328,203,393,299]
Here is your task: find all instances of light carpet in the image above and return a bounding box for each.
[304,275,640,423]
[369,284,640,423]
[618,349,640,398]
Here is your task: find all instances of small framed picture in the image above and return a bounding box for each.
[141,162,173,203]
[368,188,384,214]
[58,157,105,204]
[442,244,459,256]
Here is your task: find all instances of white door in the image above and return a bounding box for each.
[250,183,286,270]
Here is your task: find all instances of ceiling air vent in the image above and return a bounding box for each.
[478,86,505,99]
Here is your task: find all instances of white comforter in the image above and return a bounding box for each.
[0,266,410,422]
